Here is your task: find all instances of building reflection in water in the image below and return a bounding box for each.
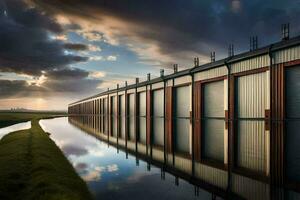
[65,116,299,200]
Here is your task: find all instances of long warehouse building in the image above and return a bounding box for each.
[68,34,300,199]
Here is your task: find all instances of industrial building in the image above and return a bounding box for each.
[68,29,300,199]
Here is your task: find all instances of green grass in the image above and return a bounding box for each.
[0,119,93,200]
[0,112,66,128]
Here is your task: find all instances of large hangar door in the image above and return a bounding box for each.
[203,80,225,162]
[286,66,300,182]
[111,96,118,137]
[139,92,147,143]
[174,85,191,154]
[119,95,126,139]
[128,93,135,141]
[236,72,268,173]
[153,89,164,146]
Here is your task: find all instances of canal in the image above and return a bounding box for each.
[40,117,221,200]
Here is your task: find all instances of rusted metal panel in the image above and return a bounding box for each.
[270,63,285,186]
[193,81,202,161]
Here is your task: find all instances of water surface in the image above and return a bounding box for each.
[40,117,221,200]
[0,121,31,139]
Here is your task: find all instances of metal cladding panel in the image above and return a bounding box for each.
[236,72,268,173]
[194,66,227,81]
[194,162,228,189]
[127,141,135,151]
[232,173,270,200]
[174,75,191,86]
[231,54,270,74]
[174,86,191,153]
[153,89,164,146]
[174,156,192,174]
[139,92,147,143]
[112,96,118,137]
[128,94,135,141]
[152,148,164,162]
[151,82,164,90]
[119,95,126,139]
[285,65,300,182]
[274,45,300,64]
[118,139,125,147]
[138,143,147,155]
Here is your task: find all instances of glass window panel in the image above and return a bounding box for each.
[203,119,224,162]
[153,118,164,146]
[174,86,190,117]
[174,118,190,153]
[203,81,224,117]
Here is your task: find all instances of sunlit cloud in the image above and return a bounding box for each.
[106,55,117,61]
[89,56,103,61]
[82,169,102,182]
[107,164,118,172]
[89,71,106,79]
[88,44,101,52]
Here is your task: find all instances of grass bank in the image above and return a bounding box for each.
[0,118,92,200]
[0,112,66,128]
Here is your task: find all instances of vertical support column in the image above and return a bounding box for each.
[165,86,173,154]
[270,63,285,186]
[193,81,202,161]
[229,74,235,172]
[135,86,139,152]
[125,88,128,150]
[146,87,152,157]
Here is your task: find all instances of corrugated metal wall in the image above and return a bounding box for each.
[194,66,227,81]
[231,54,270,73]
[274,45,300,64]
[236,72,268,173]
[232,173,270,200]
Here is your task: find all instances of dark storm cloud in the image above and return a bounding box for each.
[0,74,103,98]
[31,0,300,59]
[0,80,42,97]
[63,43,88,51]
[46,67,89,80]
[0,0,88,77]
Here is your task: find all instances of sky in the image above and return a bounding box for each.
[0,0,299,110]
